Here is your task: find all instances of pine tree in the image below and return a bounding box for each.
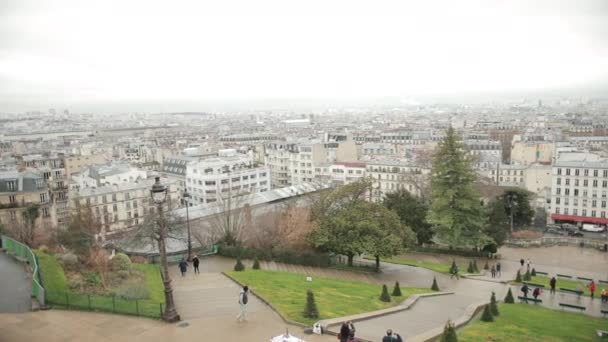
[473,260,479,273]
[504,288,515,304]
[490,292,499,316]
[515,270,522,282]
[380,284,391,302]
[481,304,494,322]
[524,269,531,281]
[432,277,440,291]
[531,268,536,276]
[440,320,458,342]
[467,261,474,273]
[234,257,245,271]
[303,290,319,318]
[427,126,489,248]
[252,257,260,270]
[392,281,402,296]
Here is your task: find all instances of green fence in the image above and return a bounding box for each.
[1,235,46,306]
[46,292,164,318]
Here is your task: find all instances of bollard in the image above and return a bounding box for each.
[160,303,163,317]
[65,293,69,309]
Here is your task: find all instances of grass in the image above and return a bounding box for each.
[459,303,608,341]
[34,250,165,318]
[227,269,431,325]
[376,256,479,275]
[514,275,597,296]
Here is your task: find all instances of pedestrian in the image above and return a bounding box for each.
[549,276,557,294]
[521,283,530,300]
[601,288,607,303]
[520,258,524,267]
[178,258,188,277]
[192,255,200,275]
[382,329,403,342]
[589,280,596,299]
[526,258,531,271]
[450,264,459,279]
[496,262,501,277]
[339,322,350,342]
[533,287,541,301]
[490,265,496,278]
[347,320,356,341]
[237,285,249,322]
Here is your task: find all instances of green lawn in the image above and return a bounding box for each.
[377,256,477,275]
[227,269,431,325]
[34,250,165,318]
[459,303,608,341]
[514,275,597,296]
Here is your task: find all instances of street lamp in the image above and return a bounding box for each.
[150,176,180,323]
[183,191,192,262]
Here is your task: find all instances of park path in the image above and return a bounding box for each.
[0,251,31,313]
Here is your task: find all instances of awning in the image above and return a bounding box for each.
[550,214,608,225]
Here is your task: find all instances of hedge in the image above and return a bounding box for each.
[411,246,490,258]
[218,245,332,268]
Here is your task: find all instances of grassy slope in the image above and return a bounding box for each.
[459,303,608,342]
[227,269,431,325]
[515,275,597,296]
[378,256,478,275]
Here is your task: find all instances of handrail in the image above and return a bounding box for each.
[1,235,46,306]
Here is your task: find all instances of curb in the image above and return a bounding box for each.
[221,271,309,329]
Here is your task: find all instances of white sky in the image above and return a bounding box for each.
[1,0,607,111]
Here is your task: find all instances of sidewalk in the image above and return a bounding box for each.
[0,252,32,313]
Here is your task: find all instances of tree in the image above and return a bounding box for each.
[380,284,391,302]
[234,257,245,271]
[486,198,509,246]
[523,269,531,281]
[125,210,186,263]
[427,127,489,248]
[502,188,535,230]
[15,204,40,246]
[392,281,402,296]
[209,191,253,246]
[303,290,319,318]
[252,257,260,270]
[515,270,522,282]
[504,288,515,303]
[383,189,434,245]
[533,207,548,228]
[440,320,458,342]
[531,268,536,276]
[431,277,440,291]
[481,304,494,322]
[59,204,103,256]
[490,292,499,316]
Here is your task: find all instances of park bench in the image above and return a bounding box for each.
[597,330,608,338]
[526,282,545,288]
[558,303,585,311]
[559,288,583,297]
[577,277,593,282]
[599,279,608,284]
[518,296,541,303]
[601,310,608,317]
[535,271,548,276]
[557,274,572,279]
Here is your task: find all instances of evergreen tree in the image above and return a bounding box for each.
[481,304,494,322]
[524,269,531,281]
[440,320,458,342]
[515,270,522,282]
[380,284,391,302]
[303,290,319,319]
[432,277,440,291]
[502,188,535,229]
[383,189,434,245]
[427,127,489,248]
[252,257,260,270]
[490,292,499,316]
[531,268,536,276]
[392,281,402,296]
[467,261,474,273]
[472,260,479,273]
[504,288,515,303]
[234,257,245,271]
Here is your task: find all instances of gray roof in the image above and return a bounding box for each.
[0,170,46,193]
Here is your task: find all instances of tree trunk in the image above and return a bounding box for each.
[375,255,380,271]
[347,253,354,267]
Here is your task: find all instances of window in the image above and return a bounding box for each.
[126,202,131,210]
[232,177,240,182]
[260,172,267,177]
[593,190,598,198]
[602,211,606,218]
[575,169,580,176]
[557,168,562,175]
[594,170,599,177]
[555,197,561,204]
[573,209,578,215]
[603,201,607,208]
[592,210,597,217]
[584,169,589,176]
[566,168,571,176]
[6,181,15,191]
[604,170,608,178]
[9,195,16,203]
[565,179,570,186]
[103,195,107,203]
[557,178,562,185]
[583,199,588,207]
[112,194,117,202]
[574,198,578,206]
[592,200,597,207]
[574,179,579,186]
[133,201,138,209]
[593,180,598,187]
[555,207,560,214]
[221,179,229,184]
[10,211,16,221]
[583,189,588,197]
[85,198,91,206]
[564,198,569,205]
[603,181,607,188]
[42,207,49,217]
[584,180,588,186]
[125,192,130,200]
[556,188,561,195]
[113,204,118,212]
[564,208,569,215]
[565,188,570,195]
[250,174,256,179]
[40,193,47,203]
[582,209,587,216]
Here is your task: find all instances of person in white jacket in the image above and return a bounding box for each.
[237,285,249,322]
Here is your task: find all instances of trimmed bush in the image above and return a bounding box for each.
[515,270,522,282]
[380,284,391,302]
[431,277,440,291]
[490,292,499,316]
[252,257,260,270]
[504,288,515,303]
[440,320,458,342]
[217,245,332,268]
[303,290,319,318]
[392,281,402,296]
[523,269,531,281]
[83,271,102,286]
[110,253,132,272]
[234,257,245,271]
[531,268,536,276]
[467,261,474,273]
[117,270,130,279]
[115,284,150,300]
[481,304,494,322]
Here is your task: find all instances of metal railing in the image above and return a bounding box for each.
[1,235,45,306]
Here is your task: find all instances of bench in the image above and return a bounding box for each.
[558,303,585,311]
[526,282,545,288]
[557,274,572,279]
[599,279,608,284]
[535,271,548,276]
[518,296,542,303]
[597,330,608,338]
[577,277,593,282]
[559,288,583,296]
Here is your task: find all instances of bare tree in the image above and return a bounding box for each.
[125,210,186,255]
[206,189,253,246]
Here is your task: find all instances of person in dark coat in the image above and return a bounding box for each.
[520,258,525,267]
[178,258,188,277]
[347,320,355,340]
[521,283,530,299]
[549,277,557,294]
[496,262,501,277]
[382,329,403,342]
[339,322,350,342]
[532,287,541,301]
[192,255,200,274]
[490,265,496,278]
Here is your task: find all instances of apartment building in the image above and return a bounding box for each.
[314,161,366,186]
[0,170,54,230]
[64,153,108,177]
[366,159,430,201]
[161,155,198,205]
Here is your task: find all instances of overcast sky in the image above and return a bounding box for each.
[1,0,607,112]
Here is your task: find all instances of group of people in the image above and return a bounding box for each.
[489,262,502,278]
[519,258,532,271]
[177,255,201,276]
[520,283,542,301]
[338,321,356,342]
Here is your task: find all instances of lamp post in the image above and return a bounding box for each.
[150,176,180,323]
[183,191,192,262]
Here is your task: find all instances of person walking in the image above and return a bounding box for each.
[601,288,607,303]
[520,258,525,267]
[450,264,459,279]
[490,265,496,278]
[496,262,501,277]
[237,285,249,322]
[347,320,356,341]
[521,283,530,300]
[338,322,350,342]
[192,255,200,275]
[533,287,541,301]
[382,329,403,342]
[526,258,531,271]
[589,280,596,299]
[549,276,557,295]
[178,258,188,277]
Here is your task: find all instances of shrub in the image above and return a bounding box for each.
[217,244,331,267]
[411,246,486,258]
[504,288,514,303]
[440,320,458,342]
[523,269,531,281]
[392,281,402,296]
[531,268,536,276]
[481,304,494,322]
[234,257,245,271]
[303,290,319,318]
[467,261,474,273]
[38,245,50,254]
[116,270,130,280]
[83,271,102,286]
[431,277,440,291]
[58,253,79,270]
[252,257,260,270]
[490,292,499,316]
[110,253,132,272]
[515,270,522,282]
[130,255,147,264]
[115,285,150,300]
[380,284,391,302]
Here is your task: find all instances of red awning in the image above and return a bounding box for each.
[551,214,608,225]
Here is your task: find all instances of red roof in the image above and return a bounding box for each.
[550,214,608,225]
[334,162,366,168]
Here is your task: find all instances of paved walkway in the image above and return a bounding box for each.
[0,252,31,313]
